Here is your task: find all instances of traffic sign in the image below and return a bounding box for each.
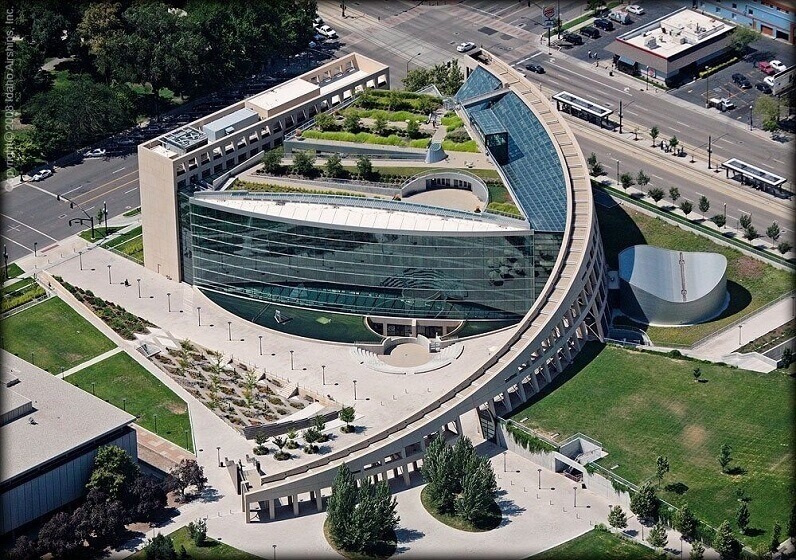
[543,19,555,28]
[543,6,555,19]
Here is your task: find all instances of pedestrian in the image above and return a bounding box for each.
[588,50,592,58]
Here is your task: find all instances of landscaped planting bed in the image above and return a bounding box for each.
[528,527,659,560]
[511,343,794,549]
[104,225,144,263]
[1,278,46,313]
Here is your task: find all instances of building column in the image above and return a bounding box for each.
[419,437,426,451]
[268,498,275,520]
[454,416,463,436]
[316,489,323,511]
[244,499,251,523]
[516,381,527,402]
[541,363,552,383]
[401,451,411,486]
[502,390,512,410]
[292,494,299,516]
[487,399,497,416]
[529,369,540,393]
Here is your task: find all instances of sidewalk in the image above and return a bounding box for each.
[60,347,123,378]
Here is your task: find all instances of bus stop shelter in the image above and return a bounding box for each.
[552,91,613,128]
[720,158,788,195]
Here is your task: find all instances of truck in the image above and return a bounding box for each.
[708,97,735,111]
[609,9,632,24]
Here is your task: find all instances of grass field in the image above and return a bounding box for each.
[510,343,795,549]
[68,352,193,452]
[598,203,794,346]
[529,528,659,560]
[3,263,24,281]
[79,226,122,242]
[105,226,144,263]
[1,297,115,372]
[130,526,262,559]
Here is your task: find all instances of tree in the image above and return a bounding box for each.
[402,61,463,95]
[730,26,761,55]
[313,415,329,442]
[421,435,457,513]
[736,502,750,534]
[770,521,782,554]
[86,445,140,504]
[325,153,345,178]
[285,428,299,449]
[691,367,702,382]
[669,187,680,204]
[292,150,316,176]
[37,512,82,558]
[418,95,439,115]
[608,505,628,530]
[619,172,635,191]
[711,214,727,228]
[166,459,207,501]
[655,456,670,487]
[327,464,359,551]
[315,112,335,131]
[766,222,781,244]
[690,541,705,560]
[719,443,732,473]
[754,95,780,130]
[130,474,167,522]
[636,170,650,187]
[714,520,741,560]
[343,113,361,133]
[739,214,752,229]
[647,187,664,203]
[669,135,679,154]
[630,481,659,522]
[339,405,356,433]
[10,40,48,107]
[187,518,207,546]
[143,533,177,560]
[6,132,42,173]
[680,200,693,217]
[744,225,759,241]
[777,241,792,255]
[72,498,127,547]
[587,152,604,176]
[272,436,289,459]
[356,155,373,179]
[647,522,668,551]
[373,114,388,135]
[698,196,710,215]
[649,125,660,146]
[406,118,420,139]
[455,454,497,524]
[303,426,322,453]
[676,503,698,542]
[8,536,39,560]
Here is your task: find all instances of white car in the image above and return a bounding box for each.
[315,24,337,39]
[626,5,644,14]
[769,60,787,73]
[456,41,476,53]
[84,148,106,158]
[764,75,775,87]
[31,169,53,181]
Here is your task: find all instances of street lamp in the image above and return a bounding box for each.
[217,446,222,467]
[289,350,294,370]
[78,251,83,271]
[184,430,189,449]
[749,105,753,130]
[33,242,37,257]
[406,51,422,74]
[322,364,326,385]
[272,544,277,560]
[122,398,127,411]
[91,382,96,395]
[738,324,743,345]
[353,379,358,400]
[102,201,108,234]
[259,335,263,356]
[3,245,8,279]
[573,485,578,507]
[154,414,158,433]
[107,264,112,284]
[167,292,171,312]
[228,321,232,341]
[537,468,542,490]
[645,65,649,90]
[704,65,710,107]
[197,306,202,326]
[616,160,620,184]
[137,278,142,298]
[503,451,507,472]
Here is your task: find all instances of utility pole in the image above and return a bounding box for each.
[618,100,623,134]
[707,135,712,169]
[557,0,561,39]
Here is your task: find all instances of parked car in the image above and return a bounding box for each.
[764,75,775,87]
[31,169,53,181]
[525,63,545,74]
[580,26,600,39]
[732,73,751,88]
[315,24,337,39]
[83,148,107,158]
[562,32,583,45]
[757,61,775,75]
[456,41,476,52]
[313,15,323,26]
[770,60,787,73]
[626,5,645,15]
[593,18,614,31]
[755,82,772,94]
[708,97,735,111]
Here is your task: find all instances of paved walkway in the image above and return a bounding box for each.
[133,425,195,473]
[60,347,123,378]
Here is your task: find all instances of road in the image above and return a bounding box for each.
[1,0,793,262]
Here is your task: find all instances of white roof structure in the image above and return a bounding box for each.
[0,351,135,484]
[199,196,528,234]
[247,79,319,113]
[620,9,734,59]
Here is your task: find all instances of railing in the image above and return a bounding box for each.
[499,417,560,449]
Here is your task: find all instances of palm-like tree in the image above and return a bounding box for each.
[340,406,356,433]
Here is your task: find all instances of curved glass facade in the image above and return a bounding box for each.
[188,198,562,321]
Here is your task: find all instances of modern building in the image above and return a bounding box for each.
[618,245,728,326]
[138,52,390,281]
[608,7,736,85]
[0,352,137,535]
[700,0,795,44]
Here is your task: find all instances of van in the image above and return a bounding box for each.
[609,10,631,24]
[708,97,735,111]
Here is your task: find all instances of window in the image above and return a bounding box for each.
[748,8,753,13]
[732,2,737,7]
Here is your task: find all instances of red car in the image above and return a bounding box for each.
[758,61,776,75]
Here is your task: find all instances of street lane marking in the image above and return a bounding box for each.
[0,235,32,251]
[0,214,58,241]
[77,177,139,206]
[72,170,139,202]
[552,63,633,97]
[124,187,138,194]
[112,167,126,174]
[62,185,84,195]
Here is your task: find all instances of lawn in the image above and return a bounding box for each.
[510,342,795,549]
[3,262,24,281]
[130,526,262,559]
[529,528,659,560]
[1,296,116,373]
[597,202,794,346]
[1,278,46,313]
[301,129,431,149]
[68,352,193,452]
[79,226,123,242]
[105,225,144,263]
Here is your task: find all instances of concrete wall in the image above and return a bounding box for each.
[1,428,137,535]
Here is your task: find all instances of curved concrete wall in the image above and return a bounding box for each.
[401,171,489,206]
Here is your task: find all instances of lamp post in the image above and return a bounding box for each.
[184,430,189,449]
[3,245,8,279]
[406,51,422,75]
[289,350,294,370]
[78,251,83,271]
[217,446,222,467]
[573,485,578,507]
[272,544,277,560]
[259,335,263,356]
[103,201,108,234]
[645,65,649,90]
[704,65,710,107]
[353,379,358,400]
[537,468,542,489]
[228,321,232,341]
[503,451,507,472]
[122,398,127,411]
[749,105,753,130]
[154,414,158,434]
[616,160,620,184]
[91,382,96,395]
[107,264,112,284]
[33,242,37,257]
[707,135,712,169]
[738,324,743,345]
[167,292,171,312]
[137,278,141,298]
[197,306,202,326]
[322,364,326,385]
